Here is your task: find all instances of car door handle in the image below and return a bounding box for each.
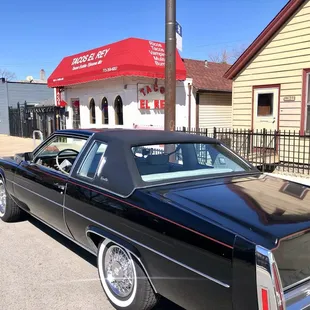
[54,183,65,193]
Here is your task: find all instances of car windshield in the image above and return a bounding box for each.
[132,142,254,183]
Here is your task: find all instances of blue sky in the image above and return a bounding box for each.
[1,0,288,80]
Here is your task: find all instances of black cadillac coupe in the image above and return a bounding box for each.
[0,128,310,310]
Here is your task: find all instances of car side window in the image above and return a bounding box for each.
[34,135,87,174]
[77,141,108,180]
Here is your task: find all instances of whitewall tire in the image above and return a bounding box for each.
[0,178,24,222]
[97,239,158,310]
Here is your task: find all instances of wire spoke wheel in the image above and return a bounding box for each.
[104,245,135,298]
[0,181,7,216]
[98,239,158,309]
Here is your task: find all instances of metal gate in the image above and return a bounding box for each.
[8,101,66,139]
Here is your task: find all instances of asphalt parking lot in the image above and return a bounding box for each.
[0,217,114,310]
[0,217,182,310]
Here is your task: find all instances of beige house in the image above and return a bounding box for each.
[184,59,232,130]
[225,0,310,135]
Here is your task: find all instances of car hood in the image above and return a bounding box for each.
[152,174,310,249]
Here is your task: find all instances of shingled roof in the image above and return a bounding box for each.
[183,58,232,92]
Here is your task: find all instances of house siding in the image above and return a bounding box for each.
[199,92,232,130]
[64,77,196,130]
[232,0,310,131]
[7,82,53,107]
[0,82,9,134]
[0,81,54,134]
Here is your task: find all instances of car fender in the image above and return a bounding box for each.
[0,169,5,181]
[86,225,142,258]
[86,225,157,293]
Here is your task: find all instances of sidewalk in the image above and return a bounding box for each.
[265,172,310,186]
[0,135,41,157]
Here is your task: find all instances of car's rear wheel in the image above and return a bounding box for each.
[0,178,24,222]
[97,239,158,310]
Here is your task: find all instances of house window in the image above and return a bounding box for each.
[280,182,308,200]
[257,93,274,116]
[306,73,310,133]
[114,95,123,125]
[89,98,96,124]
[101,97,109,124]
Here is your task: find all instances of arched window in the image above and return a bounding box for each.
[114,95,123,125]
[89,98,96,124]
[101,97,109,124]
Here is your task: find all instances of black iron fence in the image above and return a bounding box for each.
[8,102,66,139]
[177,127,310,175]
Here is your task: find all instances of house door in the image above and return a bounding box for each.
[253,87,279,131]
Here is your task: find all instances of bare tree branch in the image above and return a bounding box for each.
[0,69,16,81]
[230,44,247,62]
[208,49,231,64]
[208,45,247,64]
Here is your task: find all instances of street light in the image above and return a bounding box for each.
[164,0,176,132]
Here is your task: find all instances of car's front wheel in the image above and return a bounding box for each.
[97,239,158,310]
[0,178,24,222]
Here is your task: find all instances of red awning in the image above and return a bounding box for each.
[48,38,187,88]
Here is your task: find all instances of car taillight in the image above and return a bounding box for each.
[256,246,286,310]
[271,261,285,310]
[261,288,269,310]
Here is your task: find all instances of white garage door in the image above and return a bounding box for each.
[199,93,232,130]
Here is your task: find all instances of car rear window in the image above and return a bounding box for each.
[132,143,253,183]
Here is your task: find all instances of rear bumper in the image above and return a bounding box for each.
[285,281,310,309]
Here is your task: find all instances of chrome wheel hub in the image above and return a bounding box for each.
[0,182,6,216]
[104,245,135,298]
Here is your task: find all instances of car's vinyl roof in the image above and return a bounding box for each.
[53,128,253,198]
[92,128,217,145]
[55,128,218,144]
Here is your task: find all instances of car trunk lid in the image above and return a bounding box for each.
[149,174,310,251]
[146,173,310,295]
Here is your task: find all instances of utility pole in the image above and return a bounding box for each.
[164,0,176,131]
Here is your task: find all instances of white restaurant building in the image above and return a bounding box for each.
[48,37,232,130]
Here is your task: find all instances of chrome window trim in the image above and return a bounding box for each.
[76,140,98,181]
[75,140,108,181]
[220,143,255,170]
[68,133,95,178]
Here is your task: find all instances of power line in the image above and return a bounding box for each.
[195,39,250,48]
